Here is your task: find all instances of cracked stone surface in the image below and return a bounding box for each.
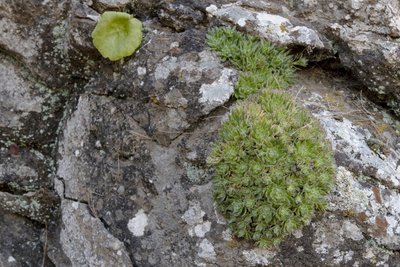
[55,199,133,267]
[1,0,400,266]
[280,0,400,116]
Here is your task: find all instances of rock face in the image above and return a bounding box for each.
[1,0,400,267]
[207,0,400,116]
[282,0,400,116]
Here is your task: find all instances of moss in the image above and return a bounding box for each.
[207,27,335,248]
[206,27,306,99]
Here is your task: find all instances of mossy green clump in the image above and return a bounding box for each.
[206,27,306,99]
[208,91,334,247]
[206,27,334,248]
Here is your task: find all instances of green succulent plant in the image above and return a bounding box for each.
[209,90,334,247]
[92,11,142,61]
[206,27,307,99]
[206,27,334,248]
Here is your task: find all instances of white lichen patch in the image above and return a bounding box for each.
[292,229,303,239]
[209,5,255,27]
[256,13,290,26]
[238,18,247,27]
[329,167,370,212]
[313,218,344,256]
[197,239,216,260]
[222,229,233,241]
[182,202,212,237]
[182,202,205,225]
[128,209,148,237]
[193,221,211,238]
[154,56,178,80]
[137,67,147,76]
[332,249,354,265]
[315,111,400,186]
[242,248,277,266]
[199,68,236,114]
[255,12,296,45]
[205,5,218,14]
[208,4,325,48]
[342,220,364,241]
[385,193,400,215]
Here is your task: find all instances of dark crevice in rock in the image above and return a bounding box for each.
[0,183,14,194]
[303,55,400,121]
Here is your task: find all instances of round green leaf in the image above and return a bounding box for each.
[92,11,142,61]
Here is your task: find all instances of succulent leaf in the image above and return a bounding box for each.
[92,11,142,61]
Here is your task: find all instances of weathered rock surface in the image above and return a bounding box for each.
[205,0,400,116]
[207,3,328,50]
[1,0,400,266]
[0,212,50,267]
[53,199,133,267]
[0,54,65,152]
[283,0,400,116]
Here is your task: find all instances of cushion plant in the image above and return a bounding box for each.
[207,27,335,248]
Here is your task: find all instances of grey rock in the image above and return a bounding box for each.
[285,0,400,116]
[92,0,131,12]
[56,94,154,202]
[0,189,59,224]
[58,199,133,267]
[0,0,72,88]
[292,70,400,254]
[0,149,53,194]
[315,111,400,187]
[0,212,48,267]
[158,2,205,32]
[2,1,400,267]
[207,3,328,50]
[85,27,237,145]
[197,239,216,260]
[0,54,65,152]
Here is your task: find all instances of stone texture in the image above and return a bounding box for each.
[205,0,400,116]
[0,54,65,152]
[0,149,53,194]
[0,212,50,267]
[0,0,71,88]
[158,2,205,32]
[1,1,400,266]
[84,27,237,145]
[92,0,132,12]
[207,3,329,50]
[284,0,400,116]
[57,199,133,267]
[0,189,59,224]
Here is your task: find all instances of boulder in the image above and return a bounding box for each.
[1,1,400,266]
